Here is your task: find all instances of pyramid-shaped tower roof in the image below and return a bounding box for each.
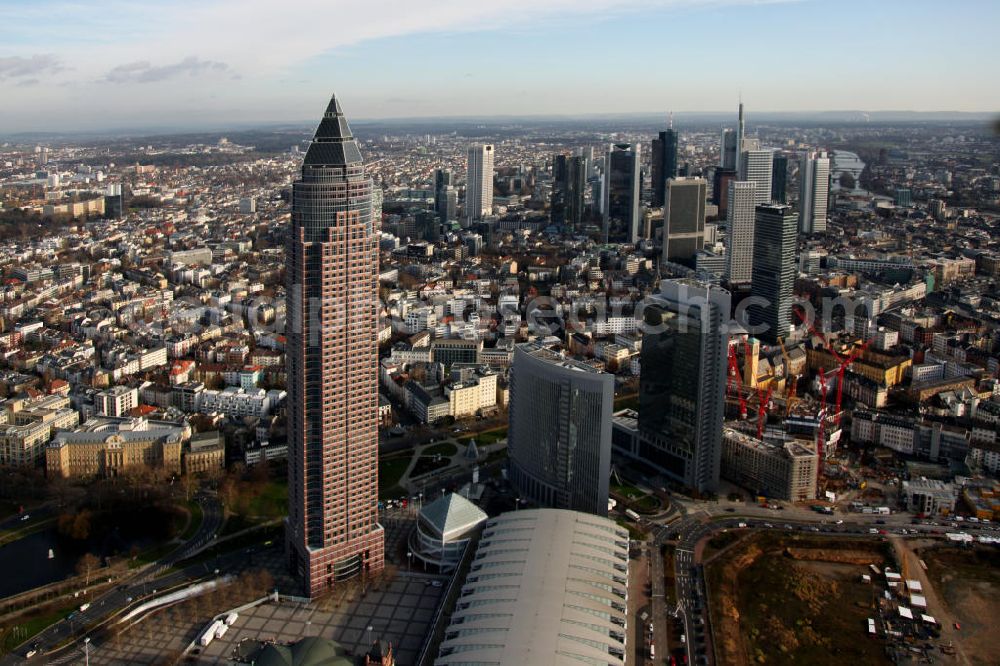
[303,93,363,167]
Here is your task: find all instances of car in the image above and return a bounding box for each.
[20,514,30,521]
[954,622,961,630]
[724,507,735,513]
[25,649,37,659]
[79,603,90,612]
[430,580,443,588]
[836,520,844,525]
[125,596,133,603]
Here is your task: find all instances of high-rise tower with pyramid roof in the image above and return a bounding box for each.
[285,94,384,596]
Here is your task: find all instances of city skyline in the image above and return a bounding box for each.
[2,0,999,132]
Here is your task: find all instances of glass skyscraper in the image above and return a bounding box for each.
[508,343,614,516]
[749,204,798,344]
[638,280,730,493]
[651,127,679,207]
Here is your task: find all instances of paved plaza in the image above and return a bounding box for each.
[200,574,446,664]
[76,515,449,665]
[83,572,447,665]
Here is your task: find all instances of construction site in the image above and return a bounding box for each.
[703,530,979,665]
[721,306,898,505]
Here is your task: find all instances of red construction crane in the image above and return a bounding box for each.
[727,343,748,419]
[795,306,872,430]
[756,383,775,439]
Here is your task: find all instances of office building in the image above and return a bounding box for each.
[651,124,679,207]
[436,509,629,666]
[739,149,775,206]
[749,204,798,344]
[95,385,139,417]
[285,94,384,596]
[712,167,737,218]
[894,187,912,207]
[662,177,706,264]
[551,154,586,232]
[771,153,788,204]
[735,102,745,172]
[465,144,494,223]
[721,428,818,502]
[724,180,757,285]
[638,280,730,493]
[508,343,614,516]
[799,151,830,234]
[433,168,456,223]
[720,129,737,171]
[603,143,641,243]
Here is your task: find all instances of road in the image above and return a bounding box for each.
[2,493,224,664]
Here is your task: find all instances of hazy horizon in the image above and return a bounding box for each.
[3,0,999,133]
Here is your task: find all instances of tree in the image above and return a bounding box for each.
[76,553,100,586]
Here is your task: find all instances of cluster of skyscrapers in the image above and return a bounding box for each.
[282,95,838,594]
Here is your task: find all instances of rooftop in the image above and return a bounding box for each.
[436,508,629,666]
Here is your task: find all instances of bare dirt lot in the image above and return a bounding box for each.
[918,545,1000,666]
[707,532,893,666]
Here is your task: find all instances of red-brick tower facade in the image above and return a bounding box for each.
[286,94,384,596]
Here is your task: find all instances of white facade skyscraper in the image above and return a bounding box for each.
[465,144,494,223]
[724,180,757,284]
[799,151,830,234]
[738,149,774,206]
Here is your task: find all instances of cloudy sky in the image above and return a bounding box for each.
[1,0,997,132]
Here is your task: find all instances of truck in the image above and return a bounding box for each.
[624,509,641,522]
[225,612,239,626]
[200,621,222,647]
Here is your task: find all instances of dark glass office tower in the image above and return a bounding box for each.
[771,153,788,204]
[551,154,586,233]
[603,143,641,243]
[433,168,455,224]
[508,343,614,516]
[749,204,798,344]
[286,94,384,597]
[651,128,679,207]
[639,280,730,493]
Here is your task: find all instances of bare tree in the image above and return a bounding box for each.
[75,553,100,586]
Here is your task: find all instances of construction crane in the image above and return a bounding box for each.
[727,343,748,419]
[796,307,873,430]
[756,383,775,439]
[778,337,799,416]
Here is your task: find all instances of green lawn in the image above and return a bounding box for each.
[247,479,287,519]
[458,427,507,446]
[632,494,661,514]
[423,442,458,457]
[610,482,644,500]
[129,541,178,569]
[410,455,450,478]
[180,500,204,541]
[1,604,75,653]
[379,454,412,498]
